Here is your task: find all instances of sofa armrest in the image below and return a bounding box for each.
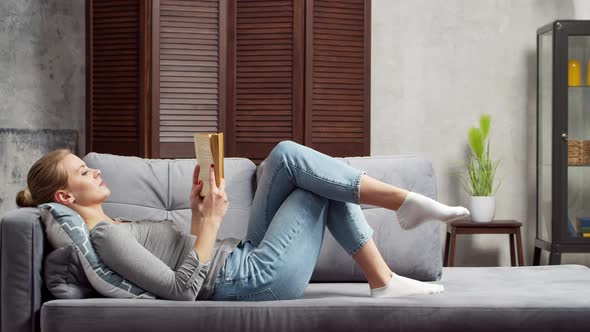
[1,208,48,332]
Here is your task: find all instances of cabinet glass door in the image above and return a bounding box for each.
[567,35,590,241]
[538,30,553,243]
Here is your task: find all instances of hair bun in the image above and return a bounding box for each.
[16,187,35,207]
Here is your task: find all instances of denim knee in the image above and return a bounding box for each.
[269,140,300,161]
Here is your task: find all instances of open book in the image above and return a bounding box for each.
[193,132,224,197]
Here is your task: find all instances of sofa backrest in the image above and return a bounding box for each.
[82,154,256,242]
[83,153,442,282]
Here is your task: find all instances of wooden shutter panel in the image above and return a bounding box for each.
[87,0,145,156]
[153,0,226,158]
[227,0,304,164]
[306,0,370,156]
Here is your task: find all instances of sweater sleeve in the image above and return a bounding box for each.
[90,223,210,301]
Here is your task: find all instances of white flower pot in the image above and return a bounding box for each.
[470,196,495,222]
[573,0,590,19]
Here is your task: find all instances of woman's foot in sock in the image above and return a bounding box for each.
[370,272,445,298]
[395,192,470,230]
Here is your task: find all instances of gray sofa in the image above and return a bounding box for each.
[2,150,590,332]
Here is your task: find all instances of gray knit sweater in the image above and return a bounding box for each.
[89,218,241,301]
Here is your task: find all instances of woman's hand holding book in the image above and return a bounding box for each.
[190,163,228,263]
[190,163,228,228]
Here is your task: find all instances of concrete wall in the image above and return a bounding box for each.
[0,0,84,215]
[0,129,78,214]
[371,0,589,267]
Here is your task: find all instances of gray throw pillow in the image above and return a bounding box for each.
[38,202,155,299]
[44,243,98,299]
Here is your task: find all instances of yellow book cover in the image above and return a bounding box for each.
[583,233,590,238]
[193,132,224,197]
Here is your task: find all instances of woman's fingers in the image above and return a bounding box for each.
[193,164,200,185]
[191,164,204,199]
[209,164,217,191]
[209,164,227,203]
[190,179,202,198]
[196,180,203,195]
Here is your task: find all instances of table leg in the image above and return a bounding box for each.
[516,228,524,266]
[443,232,450,267]
[533,246,541,266]
[549,252,561,265]
[448,229,457,267]
[509,233,516,266]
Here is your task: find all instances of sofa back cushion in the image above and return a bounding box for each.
[312,156,442,281]
[83,153,255,242]
[83,153,441,282]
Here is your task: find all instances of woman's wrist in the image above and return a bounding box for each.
[202,216,222,229]
[191,213,203,224]
[193,220,220,264]
[190,213,204,236]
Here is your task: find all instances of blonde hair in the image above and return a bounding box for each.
[16,149,72,207]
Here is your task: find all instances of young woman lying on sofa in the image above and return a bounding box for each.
[16,140,470,301]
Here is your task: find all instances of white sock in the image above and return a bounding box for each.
[370,273,445,298]
[395,192,470,230]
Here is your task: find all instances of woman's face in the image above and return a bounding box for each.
[56,153,110,206]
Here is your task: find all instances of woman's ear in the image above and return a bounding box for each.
[54,190,75,205]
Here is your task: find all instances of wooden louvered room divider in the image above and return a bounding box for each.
[86,0,147,156]
[87,0,227,158]
[225,0,305,163]
[152,0,227,158]
[226,0,370,163]
[305,0,370,157]
[87,0,370,162]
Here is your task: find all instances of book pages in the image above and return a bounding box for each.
[194,133,215,197]
[194,133,224,197]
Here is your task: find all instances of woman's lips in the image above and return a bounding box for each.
[99,180,105,186]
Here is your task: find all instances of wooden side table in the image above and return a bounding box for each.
[444,219,525,267]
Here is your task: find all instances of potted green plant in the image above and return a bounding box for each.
[462,114,502,222]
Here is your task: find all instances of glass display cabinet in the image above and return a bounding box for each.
[534,20,590,265]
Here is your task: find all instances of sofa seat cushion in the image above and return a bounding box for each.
[41,265,590,332]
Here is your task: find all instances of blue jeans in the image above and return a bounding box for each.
[210,140,374,301]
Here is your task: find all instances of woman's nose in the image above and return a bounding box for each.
[94,169,101,178]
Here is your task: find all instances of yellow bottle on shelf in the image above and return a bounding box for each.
[569,59,582,86]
